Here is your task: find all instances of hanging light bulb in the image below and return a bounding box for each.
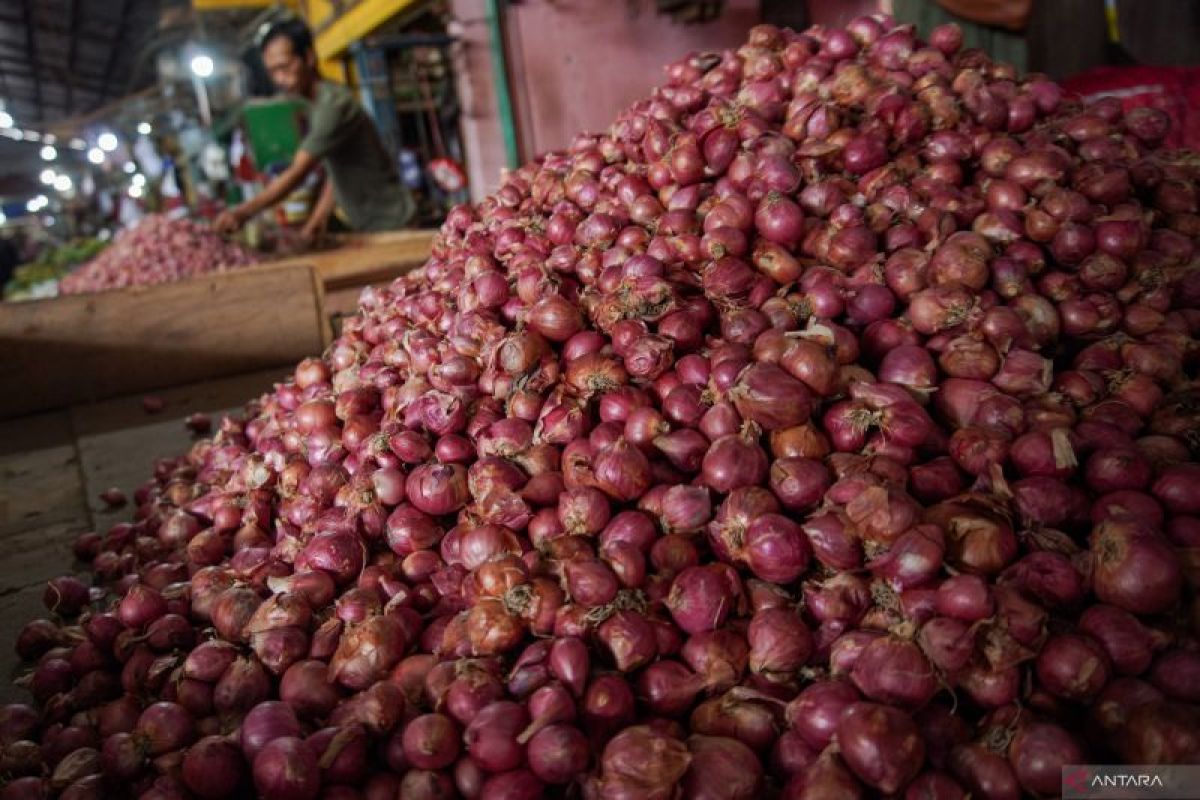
[190,54,215,78]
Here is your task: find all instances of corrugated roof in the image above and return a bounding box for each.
[0,0,165,125]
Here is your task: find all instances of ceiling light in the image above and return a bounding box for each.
[53,175,72,192]
[40,145,56,160]
[69,138,86,150]
[43,133,55,144]
[0,212,6,225]
[123,162,137,174]
[132,173,146,187]
[23,130,39,141]
[87,147,105,165]
[43,215,55,226]
[128,184,144,199]
[137,122,152,135]
[0,111,12,128]
[39,168,56,185]
[97,132,119,152]
[190,54,214,78]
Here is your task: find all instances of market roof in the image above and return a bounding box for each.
[0,0,166,126]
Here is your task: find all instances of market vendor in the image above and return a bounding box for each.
[214,18,415,241]
[889,0,1032,71]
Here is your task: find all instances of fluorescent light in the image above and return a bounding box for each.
[128,184,144,198]
[40,145,56,160]
[97,132,119,152]
[23,130,39,141]
[190,54,214,78]
[87,147,105,165]
[132,173,146,187]
[0,111,11,128]
[8,129,23,140]
[137,122,152,135]
[123,162,137,174]
[53,175,72,192]
[69,138,86,150]
[26,195,47,212]
[43,133,55,144]
[39,168,56,185]
[0,211,6,224]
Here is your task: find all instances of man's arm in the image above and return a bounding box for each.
[935,0,1033,31]
[301,177,336,244]
[215,150,320,233]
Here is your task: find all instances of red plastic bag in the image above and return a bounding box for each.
[1060,65,1200,150]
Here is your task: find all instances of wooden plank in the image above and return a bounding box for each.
[0,411,89,537]
[324,284,367,318]
[0,263,327,420]
[326,229,439,249]
[265,229,435,290]
[72,368,287,530]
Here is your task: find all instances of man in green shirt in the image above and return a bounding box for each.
[215,18,415,240]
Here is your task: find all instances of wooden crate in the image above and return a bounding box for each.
[0,262,328,419]
[266,229,435,291]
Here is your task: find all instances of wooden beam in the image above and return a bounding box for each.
[20,0,43,123]
[191,0,279,8]
[313,0,420,61]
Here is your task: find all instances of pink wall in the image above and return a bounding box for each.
[504,0,761,159]
[449,0,760,201]
[448,0,511,204]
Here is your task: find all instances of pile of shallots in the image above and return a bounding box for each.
[6,14,1200,800]
[59,216,257,296]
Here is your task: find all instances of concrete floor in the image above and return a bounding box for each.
[0,368,287,703]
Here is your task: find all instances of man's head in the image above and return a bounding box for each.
[259,18,317,97]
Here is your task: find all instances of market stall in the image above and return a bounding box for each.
[0,1,1197,799]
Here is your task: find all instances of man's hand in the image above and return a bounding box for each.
[299,216,328,247]
[300,177,335,248]
[214,207,246,235]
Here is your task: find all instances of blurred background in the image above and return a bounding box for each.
[0,0,1195,300]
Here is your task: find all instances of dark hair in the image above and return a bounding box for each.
[257,17,313,56]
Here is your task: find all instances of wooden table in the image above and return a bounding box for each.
[0,369,285,701]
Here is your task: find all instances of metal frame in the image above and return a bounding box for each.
[313,0,421,62]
